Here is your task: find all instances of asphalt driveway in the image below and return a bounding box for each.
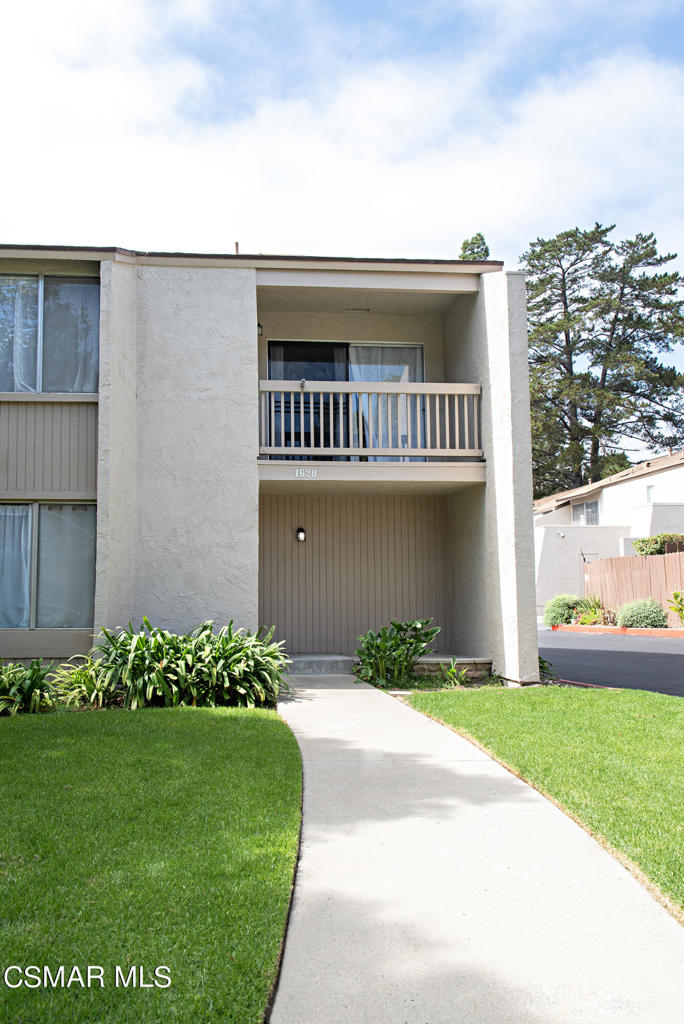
[539,629,684,697]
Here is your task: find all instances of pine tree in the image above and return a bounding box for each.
[460,233,490,260]
[521,225,684,497]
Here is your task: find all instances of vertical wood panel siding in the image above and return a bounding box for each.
[0,402,98,496]
[259,494,448,654]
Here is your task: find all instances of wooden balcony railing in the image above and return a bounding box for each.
[258,381,482,459]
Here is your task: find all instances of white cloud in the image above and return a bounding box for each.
[1,0,683,280]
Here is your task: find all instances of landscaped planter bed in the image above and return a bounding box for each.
[551,624,684,638]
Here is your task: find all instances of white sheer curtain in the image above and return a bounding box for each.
[36,505,96,627]
[348,345,423,459]
[0,505,31,627]
[42,278,99,393]
[0,276,38,392]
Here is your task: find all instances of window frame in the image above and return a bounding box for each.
[572,499,599,526]
[0,272,100,395]
[0,501,96,629]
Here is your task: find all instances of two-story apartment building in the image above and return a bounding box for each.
[534,449,684,614]
[0,245,539,682]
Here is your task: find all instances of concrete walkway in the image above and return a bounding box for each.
[271,675,684,1024]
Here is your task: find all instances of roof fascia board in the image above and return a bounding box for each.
[255,268,481,292]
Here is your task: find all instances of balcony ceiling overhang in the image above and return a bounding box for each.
[257,267,483,315]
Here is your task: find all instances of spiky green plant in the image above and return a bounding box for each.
[92,619,289,709]
[0,660,55,715]
[354,618,441,687]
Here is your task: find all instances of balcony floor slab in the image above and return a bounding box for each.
[258,459,485,494]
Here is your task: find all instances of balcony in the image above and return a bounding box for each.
[258,381,482,461]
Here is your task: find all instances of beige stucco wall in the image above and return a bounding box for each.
[95,259,138,631]
[257,311,444,381]
[96,262,260,634]
[444,274,539,681]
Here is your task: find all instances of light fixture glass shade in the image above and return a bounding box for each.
[296,527,306,542]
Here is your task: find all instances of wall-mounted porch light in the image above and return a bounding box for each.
[296,527,306,543]
[258,322,263,336]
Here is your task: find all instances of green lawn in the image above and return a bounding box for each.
[0,707,302,1024]
[407,686,684,914]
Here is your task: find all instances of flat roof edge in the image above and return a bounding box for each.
[0,243,505,270]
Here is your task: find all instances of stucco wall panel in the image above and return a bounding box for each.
[134,266,259,631]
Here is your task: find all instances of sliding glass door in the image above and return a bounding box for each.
[267,340,424,460]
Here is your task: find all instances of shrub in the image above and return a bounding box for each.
[539,656,558,681]
[617,599,668,629]
[632,533,684,556]
[543,594,581,626]
[0,660,55,716]
[52,657,123,709]
[668,590,684,625]
[354,618,440,687]
[578,611,600,625]
[92,619,289,710]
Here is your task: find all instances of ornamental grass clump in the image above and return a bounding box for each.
[354,618,440,687]
[91,618,288,709]
[0,659,55,715]
[616,599,668,629]
[543,594,581,626]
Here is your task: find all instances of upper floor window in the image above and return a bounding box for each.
[572,499,599,526]
[646,484,654,504]
[0,275,99,394]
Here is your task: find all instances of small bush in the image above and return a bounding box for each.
[0,660,55,715]
[354,618,440,687]
[92,619,289,709]
[543,594,581,626]
[578,611,600,625]
[539,656,558,681]
[617,599,668,629]
[632,533,684,556]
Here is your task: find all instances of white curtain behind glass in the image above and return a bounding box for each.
[348,346,423,459]
[0,505,31,627]
[42,278,99,393]
[36,505,96,627]
[0,276,38,392]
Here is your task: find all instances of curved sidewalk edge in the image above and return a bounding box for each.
[271,674,684,1024]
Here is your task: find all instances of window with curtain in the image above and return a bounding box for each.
[348,345,424,459]
[0,275,99,393]
[0,504,96,628]
[0,506,32,628]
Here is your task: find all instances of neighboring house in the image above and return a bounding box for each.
[0,245,538,682]
[534,450,684,614]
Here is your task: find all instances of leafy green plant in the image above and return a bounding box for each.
[668,590,684,625]
[632,533,684,556]
[439,660,473,688]
[52,657,123,709]
[0,660,55,716]
[539,655,558,681]
[543,594,581,626]
[92,619,289,710]
[354,618,440,688]
[617,599,668,629]
[576,594,602,615]
[578,611,600,625]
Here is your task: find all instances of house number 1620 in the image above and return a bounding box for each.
[295,468,318,479]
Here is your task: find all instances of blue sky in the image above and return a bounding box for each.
[2,1,684,293]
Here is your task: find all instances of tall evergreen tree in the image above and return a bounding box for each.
[460,233,490,260]
[521,224,684,497]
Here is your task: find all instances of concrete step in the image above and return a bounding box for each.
[287,654,354,675]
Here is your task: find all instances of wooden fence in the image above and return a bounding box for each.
[585,552,684,627]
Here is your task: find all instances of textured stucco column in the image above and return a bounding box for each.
[94,258,138,633]
[480,271,538,681]
[134,266,259,631]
